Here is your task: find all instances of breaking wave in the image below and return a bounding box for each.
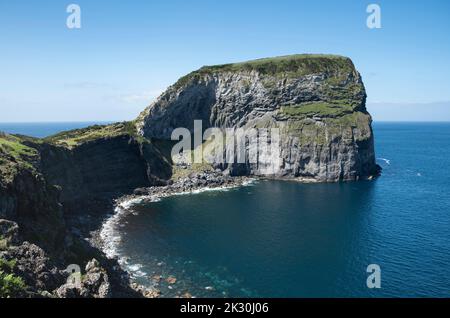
[377,158,391,165]
[99,179,257,266]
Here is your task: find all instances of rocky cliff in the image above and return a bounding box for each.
[0,125,170,297]
[39,123,171,217]
[137,54,380,181]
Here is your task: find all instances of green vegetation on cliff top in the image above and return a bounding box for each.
[43,121,142,148]
[0,134,37,160]
[174,54,355,88]
[0,133,38,183]
[1,122,147,182]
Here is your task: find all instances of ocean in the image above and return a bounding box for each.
[2,122,450,297]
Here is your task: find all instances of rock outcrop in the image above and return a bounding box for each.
[137,54,380,181]
[1,241,64,295]
[55,259,111,298]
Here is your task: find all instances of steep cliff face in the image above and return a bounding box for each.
[0,134,65,254]
[0,126,170,297]
[137,54,380,181]
[39,126,171,216]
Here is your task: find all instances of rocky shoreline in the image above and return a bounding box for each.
[125,171,253,206]
[93,171,254,298]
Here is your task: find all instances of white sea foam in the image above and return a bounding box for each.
[126,263,147,277]
[127,263,142,271]
[377,158,391,165]
[99,178,257,261]
[99,206,125,259]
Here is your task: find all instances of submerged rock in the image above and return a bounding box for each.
[166,276,177,284]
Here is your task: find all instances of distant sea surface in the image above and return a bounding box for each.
[0,122,112,138]
[3,122,450,297]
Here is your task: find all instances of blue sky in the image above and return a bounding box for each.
[0,0,449,122]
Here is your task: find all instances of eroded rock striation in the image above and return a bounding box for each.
[137,54,380,181]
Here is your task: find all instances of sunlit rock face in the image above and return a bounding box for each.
[137,54,380,181]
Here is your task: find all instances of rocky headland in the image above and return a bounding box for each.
[137,54,380,181]
[0,54,380,298]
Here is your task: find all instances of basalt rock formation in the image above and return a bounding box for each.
[137,54,380,181]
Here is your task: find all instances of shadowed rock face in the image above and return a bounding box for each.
[0,169,66,254]
[137,54,380,181]
[0,129,170,297]
[39,136,165,212]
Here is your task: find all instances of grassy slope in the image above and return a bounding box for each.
[0,133,39,184]
[42,121,142,148]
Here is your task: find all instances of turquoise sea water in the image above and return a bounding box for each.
[3,122,450,297]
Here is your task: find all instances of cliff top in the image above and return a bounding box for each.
[43,121,142,148]
[1,121,147,184]
[174,54,356,88]
[0,123,138,176]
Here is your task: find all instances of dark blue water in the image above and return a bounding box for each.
[114,122,450,298]
[0,122,111,138]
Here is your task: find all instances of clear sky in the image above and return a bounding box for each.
[1,0,449,122]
